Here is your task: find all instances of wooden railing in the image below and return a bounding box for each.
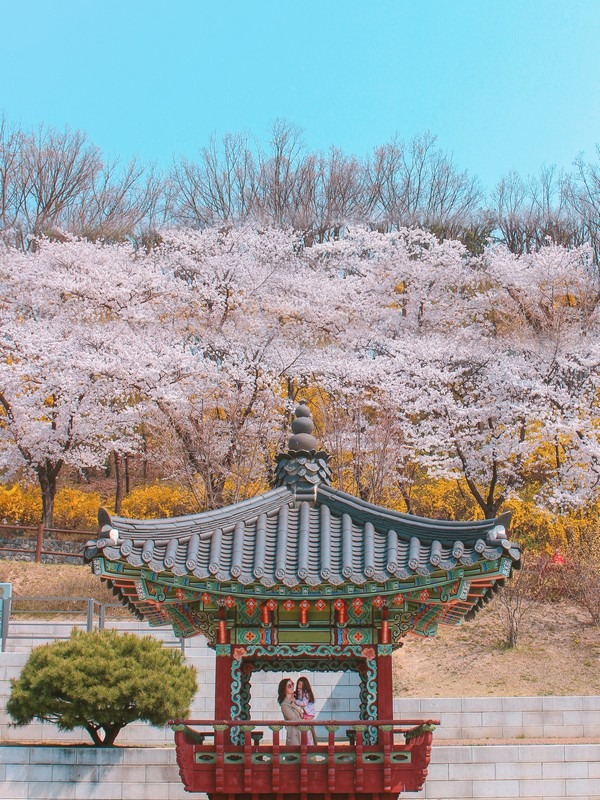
[170,718,439,799]
[0,522,94,562]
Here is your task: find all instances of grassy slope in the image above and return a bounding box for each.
[1,561,598,697]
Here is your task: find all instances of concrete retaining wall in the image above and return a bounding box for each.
[397,695,600,741]
[423,743,600,799]
[1,743,599,800]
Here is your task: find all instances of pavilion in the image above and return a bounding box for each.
[85,401,520,800]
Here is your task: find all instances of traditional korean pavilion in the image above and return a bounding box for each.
[85,402,520,800]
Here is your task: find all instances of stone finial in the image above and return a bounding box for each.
[274,401,331,499]
[288,400,318,452]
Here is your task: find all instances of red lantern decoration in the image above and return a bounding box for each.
[299,599,310,625]
[333,598,347,625]
[217,607,228,644]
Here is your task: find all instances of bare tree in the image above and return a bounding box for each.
[254,119,306,227]
[6,114,600,262]
[170,132,258,227]
[497,552,550,647]
[0,116,26,239]
[65,159,166,241]
[570,146,600,262]
[363,132,482,235]
[20,125,102,238]
[0,120,166,246]
[492,165,585,254]
[292,148,364,243]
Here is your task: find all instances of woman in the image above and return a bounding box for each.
[278,677,303,745]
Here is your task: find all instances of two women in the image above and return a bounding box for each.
[277,676,316,745]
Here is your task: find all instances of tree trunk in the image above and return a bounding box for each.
[207,470,227,510]
[114,451,124,514]
[124,455,131,495]
[84,723,102,746]
[36,459,62,530]
[101,724,123,747]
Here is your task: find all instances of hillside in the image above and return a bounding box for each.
[1,561,598,698]
[395,600,599,698]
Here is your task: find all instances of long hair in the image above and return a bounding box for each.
[295,676,315,704]
[278,677,292,705]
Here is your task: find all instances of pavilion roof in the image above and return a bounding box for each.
[88,482,517,591]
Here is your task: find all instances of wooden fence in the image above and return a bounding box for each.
[0,522,94,562]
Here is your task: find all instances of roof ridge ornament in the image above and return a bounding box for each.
[288,400,317,451]
[274,400,331,502]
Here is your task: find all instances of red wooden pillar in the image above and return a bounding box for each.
[376,648,393,720]
[215,648,233,739]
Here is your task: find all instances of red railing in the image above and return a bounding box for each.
[0,522,94,562]
[170,718,439,799]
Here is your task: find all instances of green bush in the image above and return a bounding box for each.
[7,629,197,746]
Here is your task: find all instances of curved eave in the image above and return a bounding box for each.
[108,485,293,539]
[317,485,511,543]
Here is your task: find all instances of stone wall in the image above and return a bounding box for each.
[0,537,84,564]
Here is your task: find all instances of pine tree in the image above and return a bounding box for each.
[7,629,197,746]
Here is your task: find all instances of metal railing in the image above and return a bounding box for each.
[0,592,186,653]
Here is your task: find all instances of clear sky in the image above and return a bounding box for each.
[2,0,599,190]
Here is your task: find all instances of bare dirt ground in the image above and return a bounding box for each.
[2,561,599,698]
[394,600,600,698]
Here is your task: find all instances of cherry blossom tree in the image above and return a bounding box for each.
[1,223,598,531]
[0,237,195,526]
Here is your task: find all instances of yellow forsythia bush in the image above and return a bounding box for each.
[0,484,42,525]
[53,488,101,530]
[120,484,200,519]
[407,478,480,521]
[0,484,101,530]
[502,496,560,551]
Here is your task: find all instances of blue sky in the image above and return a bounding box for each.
[2,0,599,190]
